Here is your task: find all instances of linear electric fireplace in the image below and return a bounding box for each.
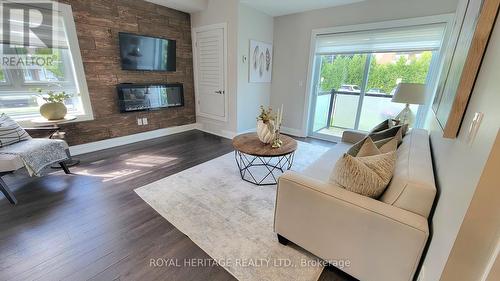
[117,83,184,113]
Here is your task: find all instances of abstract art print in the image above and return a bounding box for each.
[249,40,272,83]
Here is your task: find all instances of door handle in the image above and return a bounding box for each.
[215,90,224,95]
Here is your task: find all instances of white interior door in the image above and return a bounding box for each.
[193,24,227,121]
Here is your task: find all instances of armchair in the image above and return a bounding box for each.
[0,117,71,205]
[0,142,71,205]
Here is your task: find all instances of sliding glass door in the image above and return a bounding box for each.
[311,54,367,134]
[308,23,446,140]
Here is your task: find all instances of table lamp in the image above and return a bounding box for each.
[391,83,426,125]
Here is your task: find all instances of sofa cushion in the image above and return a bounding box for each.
[0,114,31,147]
[302,142,351,181]
[300,128,436,218]
[330,151,396,198]
[380,129,436,218]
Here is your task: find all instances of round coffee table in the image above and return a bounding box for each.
[232,133,298,186]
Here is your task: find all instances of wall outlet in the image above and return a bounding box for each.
[137,118,143,125]
[142,117,148,125]
[466,112,484,145]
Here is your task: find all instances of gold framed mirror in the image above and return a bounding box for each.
[432,0,499,138]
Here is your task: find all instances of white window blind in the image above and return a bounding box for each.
[0,6,68,49]
[315,23,447,54]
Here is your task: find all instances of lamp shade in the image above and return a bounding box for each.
[391,83,426,105]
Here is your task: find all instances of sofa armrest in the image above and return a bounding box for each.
[341,130,367,143]
[274,171,428,281]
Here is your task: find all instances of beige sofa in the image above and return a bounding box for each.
[274,129,436,281]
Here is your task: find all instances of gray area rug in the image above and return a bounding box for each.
[135,141,331,281]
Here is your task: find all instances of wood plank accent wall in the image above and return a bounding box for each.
[57,0,196,145]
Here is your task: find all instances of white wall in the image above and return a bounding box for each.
[271,0,459,136]
[237,4,274,132]
[420,18,500,281]
[191,0,273,137]
[191,0,239,138]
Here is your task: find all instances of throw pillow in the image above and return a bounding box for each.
[330,151,396,198]
[369,125,403,143]
[0,114,31,147]
[350,136,398,157]
[346,137,367,157]
[356,137,380,157]
[374,137,392,147]
[378,137,398,153]
[370,119,391,133]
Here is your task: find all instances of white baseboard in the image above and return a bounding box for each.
[281,126,306,137]
[197,125,236,139]
[196,125,304,140]
[69,123,202,155]
[240,128,257,134]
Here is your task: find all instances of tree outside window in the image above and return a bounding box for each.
[319,51,433,94]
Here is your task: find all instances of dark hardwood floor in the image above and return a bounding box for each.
[0,130,354,281]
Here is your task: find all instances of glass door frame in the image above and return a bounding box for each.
[308,53,372,141]
[304,14,455,142]
[308,50,441,142]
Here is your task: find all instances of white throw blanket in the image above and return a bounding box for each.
[0,139,69,176]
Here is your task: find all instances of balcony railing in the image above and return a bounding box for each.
[313,90,414,134]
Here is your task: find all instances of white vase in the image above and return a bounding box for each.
[257,120,275,144]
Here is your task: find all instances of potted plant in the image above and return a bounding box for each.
[35,89,71,120]
[256,105,276,144]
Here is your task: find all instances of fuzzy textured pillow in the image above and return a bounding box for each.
[330,151,396,198]
[0,114,31,147]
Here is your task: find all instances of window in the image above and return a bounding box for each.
[0,3,92,122]
[0,68,6,83]
[310,21,447,138]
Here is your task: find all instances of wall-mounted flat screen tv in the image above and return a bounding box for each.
[119,32,176,71]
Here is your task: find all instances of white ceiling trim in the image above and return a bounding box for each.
[144,0,208,13]
[240,0,365,17]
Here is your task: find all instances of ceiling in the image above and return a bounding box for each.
[144,0,207,13]
[240,0,365,17]
[145,0,365,16]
